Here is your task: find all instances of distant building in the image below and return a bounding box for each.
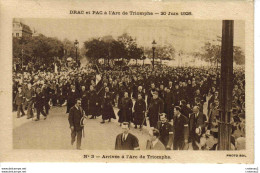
[12,19,32,38]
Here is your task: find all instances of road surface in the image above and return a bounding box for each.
[13,97,209,150]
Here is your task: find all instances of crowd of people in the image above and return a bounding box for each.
[12,63,246,150]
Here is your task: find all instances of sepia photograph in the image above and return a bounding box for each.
[12,18,246,151]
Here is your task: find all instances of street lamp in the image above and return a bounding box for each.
[21,48,24,71]
[74,39,79,67]
[152,40,156,69]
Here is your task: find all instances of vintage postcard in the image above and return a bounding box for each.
[0,0,254,163]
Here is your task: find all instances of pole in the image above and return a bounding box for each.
[76,47,78,67]
[152,47,155,69]
[218,20,234,150]
[21,48,24,81]
[107,45,110,69]
[21,49,24,72]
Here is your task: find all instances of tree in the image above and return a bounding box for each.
[13,34,64,70]
[157,45,175,61]
[128,44,143,64]
[29,35,63,66]
[117,33,137,60]
[117,33,135,50]
[234,46,245,65]
[110,40,127,60]
[144,44,175,61]
[201,41,245,66]
[13,36,34,65]
[62,38,76,58]
[83,33,146,66]
[201,42,221,66]
[84,38,109,63]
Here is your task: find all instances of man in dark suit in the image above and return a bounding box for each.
[146,128,165,150]
[23,83,35,119]
[115,122,140,150]
[42,83,51,115]
[118,92,133,125]
[173,106,189,150]
[14,86,25,118]
[34,87,47,121]
[156,114,173,150]
[180,100,193,118]
[68,99,85,150]
[80,85,88,117]
[189,106,207,150]
[147,91,164,128]
[66,84,79,113]
[164,88,174,121]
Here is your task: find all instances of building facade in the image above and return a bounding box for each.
[12,19,32,38]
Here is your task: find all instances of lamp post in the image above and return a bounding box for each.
[108,44,111,69]
[152,40,156,69]
[21,48,24,72]
[74,39,79,67]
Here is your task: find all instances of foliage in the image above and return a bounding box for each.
[200,41,245,65]
[144,44,175,61]
[233,46,245,65]
[13,34,64,66]
[84,38,109,63]
[62,38,76,58]
[84,33,144,65]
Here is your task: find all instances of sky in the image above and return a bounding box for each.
[19,18,245,53]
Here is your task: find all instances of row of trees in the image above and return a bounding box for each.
[84,33,176,65]
[199,37,245,65]
[13,33,245,71]
[84,34,144,65]
[13,32,177,70]
[13,34,80,69]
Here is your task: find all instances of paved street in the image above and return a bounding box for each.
[13,106,151,150]
[13,97,209,150]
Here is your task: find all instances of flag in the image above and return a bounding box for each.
[96,74,101,85]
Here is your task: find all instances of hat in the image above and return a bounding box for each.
[195,128,201,135]
[80,117,87,127]
[210,128,218,138]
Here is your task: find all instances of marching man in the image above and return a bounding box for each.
[68,98,87,150]
[115,122,140,150]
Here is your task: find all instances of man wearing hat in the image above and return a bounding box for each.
[156,113,173,150]
[147,91,164,128]
[68,99,85,150]
[146,128,165,150]
[115,122,140,150]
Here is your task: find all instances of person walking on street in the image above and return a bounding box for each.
[68,99,86,150]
